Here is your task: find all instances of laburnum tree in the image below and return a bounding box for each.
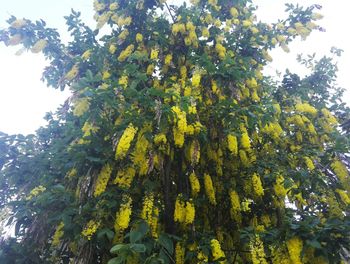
[0,0,350,263]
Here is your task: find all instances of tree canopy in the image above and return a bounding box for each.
[0,0,350,263]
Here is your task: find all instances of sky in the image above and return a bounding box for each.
[0,0,349,135]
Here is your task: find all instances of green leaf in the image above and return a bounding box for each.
[130,243,146,253]
[107,257,123,264]
[110,244,126,254]
[130,221,149,243]
[158,234,174,255]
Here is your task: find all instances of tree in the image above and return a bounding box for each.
[0,0,349,263]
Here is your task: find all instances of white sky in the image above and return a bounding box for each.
[0,0,349,135]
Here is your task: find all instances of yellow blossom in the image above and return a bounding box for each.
[109,44,117,54]
[192,73,201,87]
[118,29,129,40]
[11,19,27,29]
[115,124,138,159]
[242,19,252,27]
[109,2,119,10]
[251,235,268,264]
[65,64,79,81]
[26,185,46,200]
[201,27,210,38]
[154,133,167,145]
[164,54,172,65]
[115,195,132,231]
[175,242,185,264]
[135,33,143,43]
[252,173,264,197]
[336,189,350,205]
[73,97,90,117]
[286,237,303,264]
[189,172,200,196]
[102,71,111,79]
[31,39,47,53]
[81,49,92,60]
[150,48,159,60]
[94,163,112,197]
[295,103,317,116]
[215,43,226,59]
[274,175,287,198]
[118,75,128,88]
[52,222,64,247]
[113,167,136,188]
[118,44,134,62]
[227,134,238,156]
[304,157,315,171]
[82,220,100,240]
[230,7,239,18]
[210,239,226,262]
[241,132,251,149]
[147,64,155,75]
[204,173,216,205]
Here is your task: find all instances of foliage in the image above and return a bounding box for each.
[1,0,350,263]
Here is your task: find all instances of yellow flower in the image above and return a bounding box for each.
[118,29,129,40]
[192,73,201,87]
[52,222,64,247]
[175,242,185,264]
[204,173,216,205]
[26,185,46,200]
[11,19,27,29]
[146,64,155,75]
[164,54,172,65]
[109,2,119,10]
[109,44,117,54]
[154,133,167,145]
[65,64,79,81]
[295,103,317,116]
[252,173,264,197]
[201,27,210,38]
[118,75,128,88]
[274,175,287,198]
[241,132,251,149]
[304,157,315,171]
[118,44,134,62]
[31,39,47,53]
[132,127,150,175]
[94,163,113,197]
[115,195,132,231]
[239,149,250,166]
[210,239,226,262]
[102,71,111,79]
[115,123,138,159]
[184,200,195,224]
[230,7,239,18]
[227,134,238,155]
[82,220,100,240]
[113,167,136,188]
[136,33,143,43]
[81,49,92,60]
[215,43,226,59]
[174,196,186,223]
[73,97,90,117]
[286,237,303,264]
[242,19,252,27]
[250,235,268,264]
[150,48,159,60]
[172,106,187,147]
[331,160,349,185]
[336,189,350,205]
[189,172,200,196]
